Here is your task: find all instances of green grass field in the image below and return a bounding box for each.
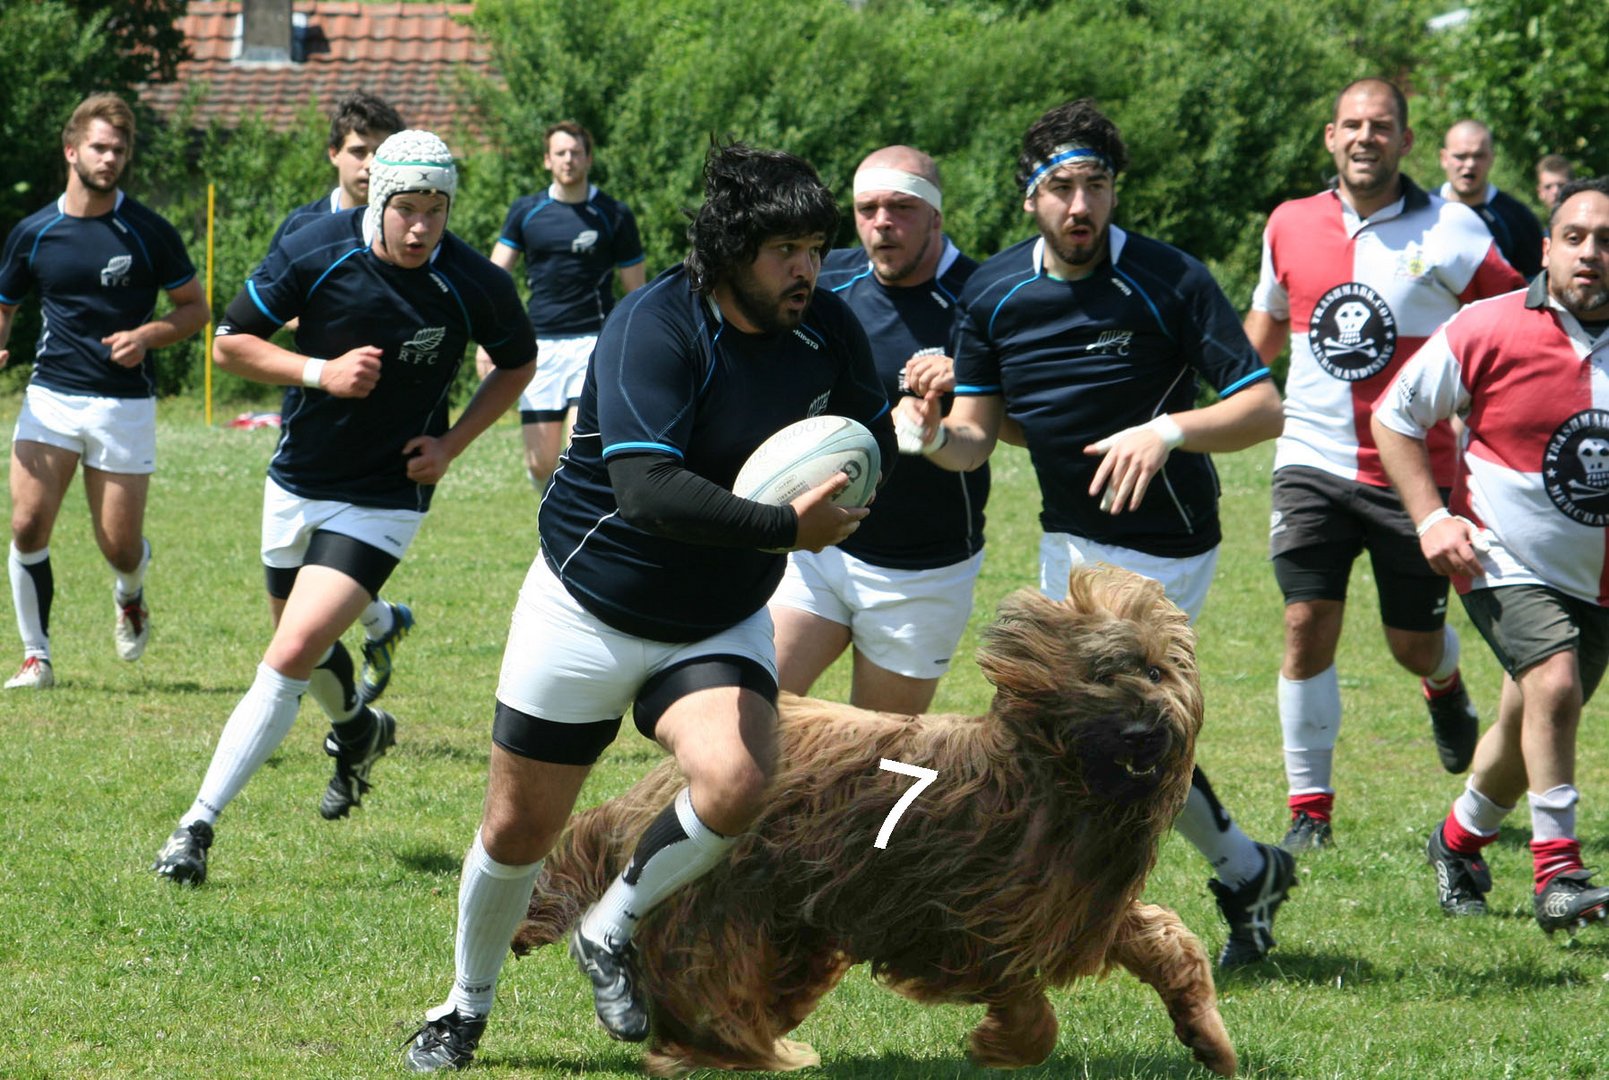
[1,395,1606,1079]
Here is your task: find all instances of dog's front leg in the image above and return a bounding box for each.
[1106,902,1236,1077]
[966,990,1058,1068]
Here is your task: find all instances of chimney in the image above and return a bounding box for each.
[240,0,293,64]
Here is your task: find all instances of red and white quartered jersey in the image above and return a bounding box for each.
[1376,277,1609,605]
[1251,178,1523,487]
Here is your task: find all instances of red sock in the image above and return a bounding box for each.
[1442,809,1497,856]
[1424,670,1462,697]
[1289,791,1333,822]
[1531,838,1583,893]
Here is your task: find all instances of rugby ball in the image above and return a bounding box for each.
[733,415,880,511]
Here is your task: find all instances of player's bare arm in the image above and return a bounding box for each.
[404,360,535,484]
[0,302,14,368]
[214,332,382,399]
[1373,417,1484,579]
[101,278,210,368]
[1242,309,1290,366]
[894,392,1001,472]
[618,262,647,293]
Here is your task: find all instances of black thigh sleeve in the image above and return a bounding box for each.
[493,700,622,765]
[303,530,400,601]
[632,654,778,741]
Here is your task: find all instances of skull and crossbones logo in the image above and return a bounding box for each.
[1544,412,1609,526]
[1309,283,1396,381]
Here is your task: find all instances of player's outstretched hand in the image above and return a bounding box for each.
[101,329,149,368]
[323,346,383,398]
[789,471,869,552]
[402,435,453,485]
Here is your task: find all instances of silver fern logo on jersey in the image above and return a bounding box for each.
[399,326,447,365]
[571,229,599,254]
[1544,409,1609,527]
[100,255,133,287]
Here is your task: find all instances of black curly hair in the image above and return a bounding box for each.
[684,140,839,294]
[1016,99,1129,192]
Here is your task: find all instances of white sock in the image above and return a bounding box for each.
[359,600,393,641]
[1175,775,1264,888]
[182,663,308,826]
[1280,665,1341,794]
[581,787,735,946]
[113,538,151,603]
[1452,778,1514,837]
[1426,625,1460,686]
[8,543,51,659]
[307,642,362,722]
[1529,784,1579,843]
[447,831,542,1019]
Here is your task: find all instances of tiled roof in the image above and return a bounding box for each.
[141,2,496,139]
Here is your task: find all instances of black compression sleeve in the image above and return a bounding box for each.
[607,454,797,549]
[220,287,281,338]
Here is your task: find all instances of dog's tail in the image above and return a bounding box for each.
[511,812,626,955]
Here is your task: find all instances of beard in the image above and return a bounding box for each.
[727,268,812,334]
[1557,276,1609,319]
[72,156,121,194]
[1045,219,1107,271]
[870,229,934,285]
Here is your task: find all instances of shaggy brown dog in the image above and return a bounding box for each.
[514,567,1236,1077]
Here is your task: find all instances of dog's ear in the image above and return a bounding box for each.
[977,588,1083,700]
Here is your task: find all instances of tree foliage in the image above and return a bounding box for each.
[1419,0,1609,180]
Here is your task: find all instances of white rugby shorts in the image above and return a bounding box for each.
[14,383,156,474]
[260,476,424,568]
[497,552,777,724]
[519,334,597,415]
[1038,531,1218,625]
[771,547,984,678]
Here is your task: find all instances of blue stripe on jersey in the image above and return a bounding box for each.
[1112,265,1174,342]
[307,247,367,301]
[830,267,875,293]
[162,272,196,290]
[519,196,555,230]
[955,382,1002,394]
[246,279,283,325]
[617,254,646,268]
[28,214,66,266]
[496,236,520,249]
[1219,366,1271,397]
[0,290,20,304]
[988,273,1040,338]
[603,440,683,458]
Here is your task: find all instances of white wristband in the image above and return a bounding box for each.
[1146,413,1185,451]
[301,357,326,390]
[895,413,947,456]
[1415,507,1452,536]
[921,423,949,456]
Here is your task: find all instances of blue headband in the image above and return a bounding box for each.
[1025,145,1115,193]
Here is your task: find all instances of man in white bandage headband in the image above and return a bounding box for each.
[772,145,988,715]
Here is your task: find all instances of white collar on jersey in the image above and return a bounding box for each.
[1438,180,1500,206]
[549,182,598,204]
[1031,224,1127,279]
[327,187,344,213]
[57,189,125,217]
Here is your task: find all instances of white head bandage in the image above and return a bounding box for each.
[1024,142,1115,195]
[853,167,942,212]
[364,130,458,241]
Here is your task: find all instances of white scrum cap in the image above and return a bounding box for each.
[364,129,458,238]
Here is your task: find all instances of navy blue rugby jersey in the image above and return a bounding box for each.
[539,265,893,643]
[0,192,196,398]
[267,188,341,253]
[225,209,534,512]
[819,241,987,570]
[496,185,645,336]
[952,226,1270,559]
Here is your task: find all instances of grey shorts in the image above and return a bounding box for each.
[1460,584,1609,701]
